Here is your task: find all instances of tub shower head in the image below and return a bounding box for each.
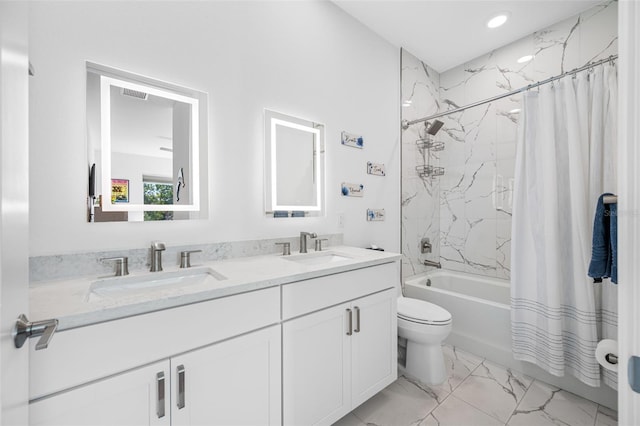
[426,119,444,136]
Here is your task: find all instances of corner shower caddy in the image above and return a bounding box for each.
[415,129,445,179]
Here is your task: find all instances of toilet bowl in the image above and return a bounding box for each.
[397,296,452,385]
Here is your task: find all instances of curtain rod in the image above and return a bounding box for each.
[402,54,618,130]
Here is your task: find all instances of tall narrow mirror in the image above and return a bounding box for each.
[264,109,325,217]
[86,62,208,222]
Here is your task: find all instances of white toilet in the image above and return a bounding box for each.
[397,296,452,385]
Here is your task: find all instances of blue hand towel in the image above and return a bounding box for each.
[610,202,617,284]
[588,193,617,284]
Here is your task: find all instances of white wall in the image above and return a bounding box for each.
[28,1,400,256]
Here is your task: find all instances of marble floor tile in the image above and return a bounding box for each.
[419,395,504,426]
[451,360,533,423]
[400,344,484,404]
[336,345,617,426]
[439,345,484,394]
[352,376,439,426]
[595,405,618,426]
[507,380,598,426]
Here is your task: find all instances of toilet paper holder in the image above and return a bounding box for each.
[605,353,618,365]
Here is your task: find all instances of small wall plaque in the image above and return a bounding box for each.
[341,182,364,197]
[367,208,385,221]
[341,131,364,149]
[367,162,386,176]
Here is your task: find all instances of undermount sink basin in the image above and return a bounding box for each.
[86,267,227,301]
[284,251,352,265]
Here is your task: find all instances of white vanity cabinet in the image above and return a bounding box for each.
[31,325,281,426]
[30,360,171,426]
[282,263,398,426]
[29,287,281,426]
[28,252,400,426]
[170,324,281,426]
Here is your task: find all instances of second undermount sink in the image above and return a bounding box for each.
[284,251,353,265]
[86,267,227,301]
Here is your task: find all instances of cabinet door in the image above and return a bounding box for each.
[283,302,352,426]
[29,360,170,426]
[171,324,281,426]
[351,288,397,408]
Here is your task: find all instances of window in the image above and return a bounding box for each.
[143,179,173,221]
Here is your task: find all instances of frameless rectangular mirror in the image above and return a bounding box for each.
[264,109,325,217]
[86,62,208,222]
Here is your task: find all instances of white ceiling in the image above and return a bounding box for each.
[332,0,602,73]
[111,89,174,160]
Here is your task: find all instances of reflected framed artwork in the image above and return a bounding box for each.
[111,179,129,203]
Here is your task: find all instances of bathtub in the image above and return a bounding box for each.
[404,270,511,359]
[403,269,617,409]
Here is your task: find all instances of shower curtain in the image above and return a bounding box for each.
[511,63,617,388]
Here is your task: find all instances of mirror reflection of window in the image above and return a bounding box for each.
[143,177,173,221]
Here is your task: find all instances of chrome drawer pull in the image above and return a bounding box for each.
[177,365,186,409]
[346,308,353,336]
[354,306,361,333]
[156,372,165,418]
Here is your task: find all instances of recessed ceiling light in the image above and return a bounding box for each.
[487,13,509,29]
[509,108,521,114]
[402,100,413,107]
[517,55,534,63]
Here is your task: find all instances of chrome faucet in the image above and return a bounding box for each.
[299,232,317,254]
[150,241,166,272]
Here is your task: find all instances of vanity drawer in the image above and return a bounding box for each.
[281,262,397,320]
[30,286,280,400]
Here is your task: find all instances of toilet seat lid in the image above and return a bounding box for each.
[397,297,452,324]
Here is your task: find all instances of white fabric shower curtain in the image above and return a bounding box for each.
[511,63,617,388]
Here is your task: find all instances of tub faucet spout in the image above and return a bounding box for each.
[423,259,441,269]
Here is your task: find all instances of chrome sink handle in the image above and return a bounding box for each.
[315,239,328,252]
[100,256,129,276]
[13,314,59,350]
[275,242,291,256]
[180,250,202,268]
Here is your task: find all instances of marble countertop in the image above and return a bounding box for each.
[30,246,401,330]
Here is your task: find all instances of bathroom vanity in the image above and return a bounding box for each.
[28,246,399,426]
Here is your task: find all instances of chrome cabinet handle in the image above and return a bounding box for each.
[354,306,361,333]
[156,372,165,418]
[177,365,186,409]
[346,308,353,336]
[13,314,58,350]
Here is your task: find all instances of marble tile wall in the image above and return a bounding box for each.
[401,1,618,281]
[30,233,343,282]
[401,50,441,280]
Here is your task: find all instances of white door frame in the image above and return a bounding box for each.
[0,1,30,424]
[617,0,640,423]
